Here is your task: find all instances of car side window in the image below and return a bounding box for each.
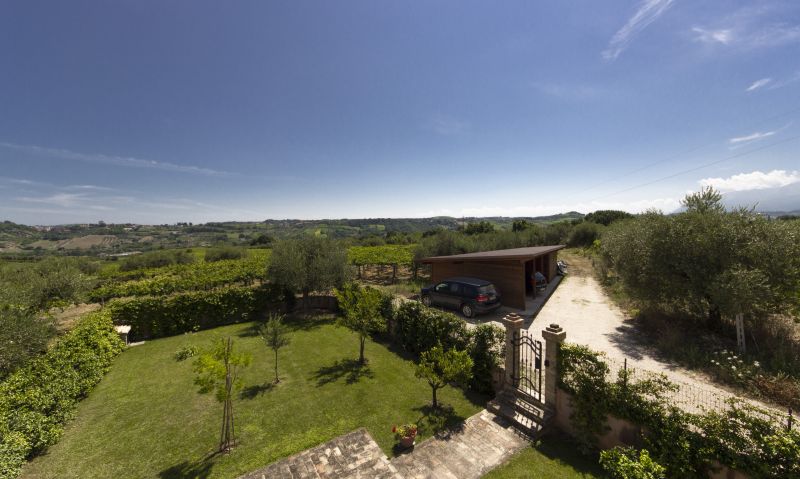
[449,283,460,294]
[434,282,448,292]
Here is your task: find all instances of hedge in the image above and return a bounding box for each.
[559,343,800,479]
[0,310,124,479]
[391,302,504,394]
[107,284,283,341]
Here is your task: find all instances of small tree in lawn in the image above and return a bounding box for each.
[193,337,252,453]
[259,313,290,383]
[415,344,473,409]
[334,283,386,365]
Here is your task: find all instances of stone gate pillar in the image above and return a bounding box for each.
[501,313,524,391]
[541,323,566,409]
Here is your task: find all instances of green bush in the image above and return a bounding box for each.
[560,343,800,479]
[204,246,246,263]
[0,310,124,479]
[600,447,666,479]
[108,285,278,341]
[119,250,194,272]
[392,302,503,394]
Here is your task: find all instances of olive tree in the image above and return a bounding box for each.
[334,283,386,364]
[259,313,290,383]
[415,344,473,408]
[268,236,351,311]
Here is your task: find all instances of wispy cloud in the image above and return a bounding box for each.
[692,27,734,45]
[530,82,600,100]
[0,142,236,177]
[745,78,772,92]
[728,130,777,145]
[602,0,675,61]
[693,6,800,51]
[699,170,800,192]
[424,115,470,136]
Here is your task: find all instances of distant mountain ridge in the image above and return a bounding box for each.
[721,182,800,214]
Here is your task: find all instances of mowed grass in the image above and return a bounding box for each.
[22,316,485,479]
[484,434,604,479]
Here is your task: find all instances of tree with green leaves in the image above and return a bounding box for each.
[415,344,473,408]
[259,313,290,383]
[334,283,386,364]
[193,337,252,452]
[0,306,55,378]
[602,187,800,332]
[268,236,351,311]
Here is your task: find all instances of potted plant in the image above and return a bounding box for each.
[393,423,417,449]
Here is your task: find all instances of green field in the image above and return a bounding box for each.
[21,317,485,479]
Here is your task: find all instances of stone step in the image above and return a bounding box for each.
[487,395,552,439]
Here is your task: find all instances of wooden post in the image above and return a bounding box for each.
[735,313,746,355]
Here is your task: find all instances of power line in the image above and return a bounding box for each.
[581,103,800,193]
[590,132,800,200]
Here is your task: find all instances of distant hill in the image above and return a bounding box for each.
[721,183,800,214]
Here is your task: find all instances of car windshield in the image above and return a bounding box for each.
[478,285,497,295]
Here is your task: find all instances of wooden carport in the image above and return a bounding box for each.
[418,245,565,310]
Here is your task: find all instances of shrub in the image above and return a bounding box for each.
[119,250,194,272]
[567,222,603,248]
[174,345,199,361]
[204,246,246,263]
[0,310,124,479]
[600,447,666,479]
[108,285,279,340]
[392,302,503,394]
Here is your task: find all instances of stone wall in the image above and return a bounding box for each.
[553,388,749,479]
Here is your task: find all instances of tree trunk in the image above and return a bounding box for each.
[303,288,309,313]
[359,335,366,364]
[274,348,279,383]
[392,264,397,284]
[431,385,438,408]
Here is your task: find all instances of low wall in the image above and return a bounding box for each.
[554,388,749,479]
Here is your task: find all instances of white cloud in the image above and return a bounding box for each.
[699,170,800,192]
[728,130,777,145]
[692,27,734,45]
[745,77,772,92]
[0,142,235,177]
[602,0,675,61]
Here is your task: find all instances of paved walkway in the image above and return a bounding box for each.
[237,410,528,479]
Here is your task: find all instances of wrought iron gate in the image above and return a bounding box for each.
[511,330,543,401]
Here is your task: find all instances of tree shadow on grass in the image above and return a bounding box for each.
[312,358,374,386]
[159,452,220,479]
[534,431,604,475]
[240,382,275,399]
[412,403,467,440]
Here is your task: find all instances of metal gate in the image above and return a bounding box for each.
[511,330,543,401]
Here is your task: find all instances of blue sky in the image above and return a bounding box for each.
[1,0,799,224]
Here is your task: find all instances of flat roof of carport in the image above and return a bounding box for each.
[419,245,565,263]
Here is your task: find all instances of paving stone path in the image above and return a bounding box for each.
[237,410,528,479]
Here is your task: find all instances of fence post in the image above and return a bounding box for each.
[542,323,566,410]
[501,313,524,393]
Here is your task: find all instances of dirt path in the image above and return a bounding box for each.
[531,252,781,417]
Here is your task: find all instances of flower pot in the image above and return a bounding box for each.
[399,433,416,449]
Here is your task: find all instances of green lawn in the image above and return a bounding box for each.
[484,434,604,479]
[22,316,485,479]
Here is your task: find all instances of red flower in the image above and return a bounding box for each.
[392,425,396,433]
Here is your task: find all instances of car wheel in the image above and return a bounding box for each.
[421,295,432,307]
[461,303,474,318]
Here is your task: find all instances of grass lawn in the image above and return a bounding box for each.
[484,434,604,479]
[22,316,485,479]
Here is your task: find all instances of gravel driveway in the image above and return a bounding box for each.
[521,253,782,417]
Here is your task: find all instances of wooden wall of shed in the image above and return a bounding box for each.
[431,260,526,309]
